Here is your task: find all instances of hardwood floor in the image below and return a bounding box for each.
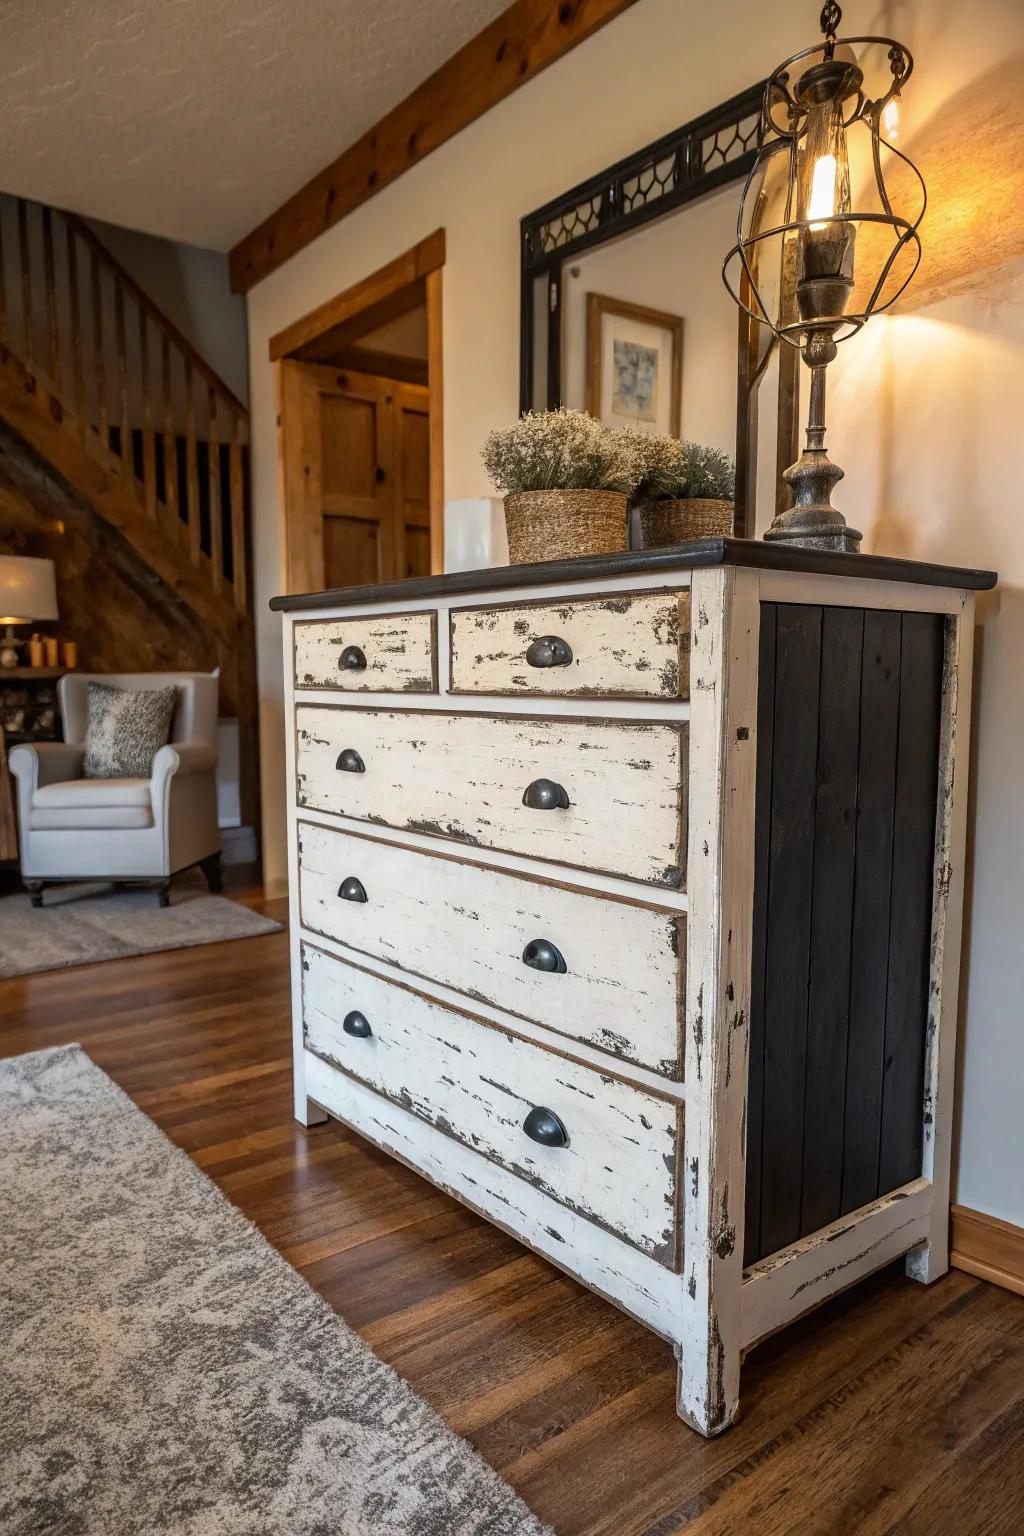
[2,872,1022,1535]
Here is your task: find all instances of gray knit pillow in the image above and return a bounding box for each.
[82,683,178,779]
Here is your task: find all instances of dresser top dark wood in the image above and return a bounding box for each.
[269,537,997,612]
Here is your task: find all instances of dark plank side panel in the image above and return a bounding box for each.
[801,606,864,1235]
[743,605,777,1267]
[746,603,944,1266]
[841,609,903,1215]
[879,612,945,1193]
[757,604,822,1259]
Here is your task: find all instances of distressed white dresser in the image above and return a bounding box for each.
[272,541,994,1436]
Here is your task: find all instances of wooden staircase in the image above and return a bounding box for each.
[0,195,258,827]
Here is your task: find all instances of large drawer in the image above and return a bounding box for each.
[301,943,681,1267]
[297,821,685,1076]
[295,706,687,888]
[450,589,691,699]
[294,611,437,693]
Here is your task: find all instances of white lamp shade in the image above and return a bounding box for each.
[0,556,59,624]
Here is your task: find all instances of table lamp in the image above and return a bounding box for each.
[723,1,925,551]
[0,556,59,669]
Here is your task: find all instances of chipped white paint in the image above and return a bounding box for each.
[450,589,691,700]
[294,611,436,692]
[301,943,681,1266]
[907,596,975,1285]
[741,1180,932,1348]
[295,705,687,887]
[279,558,981,1439]
[297,820,685,1075]
[303,1049,685,1340]
[677,566,760,1438]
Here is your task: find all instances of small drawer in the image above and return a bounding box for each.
[298,821,685,1076]
[301,943,681,1267]
[294,611,437,693]
[449,589,690,700]
[295,705,687,889]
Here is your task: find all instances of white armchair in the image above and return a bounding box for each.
[10,672,221,907]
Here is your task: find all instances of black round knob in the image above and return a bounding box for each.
[342,1010,372,1038]
[522,938,567,974]
[522,778,570,811]
[522,1106,569,1148]
[526,634,573,669]
[335,748,365,773]
[339,645,367,671]
[337,876,367,903]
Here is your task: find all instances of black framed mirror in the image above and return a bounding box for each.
[519,83,798,539]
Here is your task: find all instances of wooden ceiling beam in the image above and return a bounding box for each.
[230,0,641,293]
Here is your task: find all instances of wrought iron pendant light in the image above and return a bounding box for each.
[724,2,925,551]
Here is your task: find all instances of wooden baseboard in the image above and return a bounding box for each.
[950,1204,1024,1298]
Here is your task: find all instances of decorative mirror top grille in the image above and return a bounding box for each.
[522,84,765,272]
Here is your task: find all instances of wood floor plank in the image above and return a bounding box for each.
[2,868,1022,1536]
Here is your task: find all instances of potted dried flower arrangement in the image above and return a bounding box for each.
[481,408,634,565]
[626,433,736,549]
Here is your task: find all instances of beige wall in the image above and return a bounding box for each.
[247,0,1024,1226]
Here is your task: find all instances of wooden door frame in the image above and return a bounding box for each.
[272,231,445,595]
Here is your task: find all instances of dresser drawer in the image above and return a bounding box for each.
[450,589,690,699]
[295,705,687,888]
[297,821,685,1076]
[301,944,681,1267]
[294,611,437,693]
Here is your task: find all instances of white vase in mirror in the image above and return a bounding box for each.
[443,497,508,573]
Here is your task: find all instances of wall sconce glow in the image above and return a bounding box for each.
[723,1,926,552]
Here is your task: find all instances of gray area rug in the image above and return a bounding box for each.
[0,886,282,978]
[0,1046,551,1536]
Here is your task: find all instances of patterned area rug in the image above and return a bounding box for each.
[0,887,282,978]
[0,1046,551,1536]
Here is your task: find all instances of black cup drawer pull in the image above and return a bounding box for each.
[335,748,365,773]
[525,634,573,669]
[339,645,367,671]
[342,1010,372,1038]
[523,1106,569,1148]
[522,778,569,811]
[522,939,567,974]
[337,876,367,903]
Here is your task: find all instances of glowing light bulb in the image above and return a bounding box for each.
[883,97,900,141]
[807,154,838,229]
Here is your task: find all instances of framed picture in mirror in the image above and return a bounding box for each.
[585,295,683,436]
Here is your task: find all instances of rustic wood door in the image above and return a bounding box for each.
[279,361,431,593]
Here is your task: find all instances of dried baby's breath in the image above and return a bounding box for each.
[482,409,636,494]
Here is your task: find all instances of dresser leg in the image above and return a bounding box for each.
[675,1329,741,1437]
[296,1094,329,1128]
[906,1226,949,1286]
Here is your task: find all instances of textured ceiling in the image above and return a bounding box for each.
[0,0,511,251]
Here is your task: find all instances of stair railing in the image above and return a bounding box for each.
[0,195,250,618]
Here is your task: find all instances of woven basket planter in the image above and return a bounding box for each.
[637,497,734,550]
[504,489,628,566]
